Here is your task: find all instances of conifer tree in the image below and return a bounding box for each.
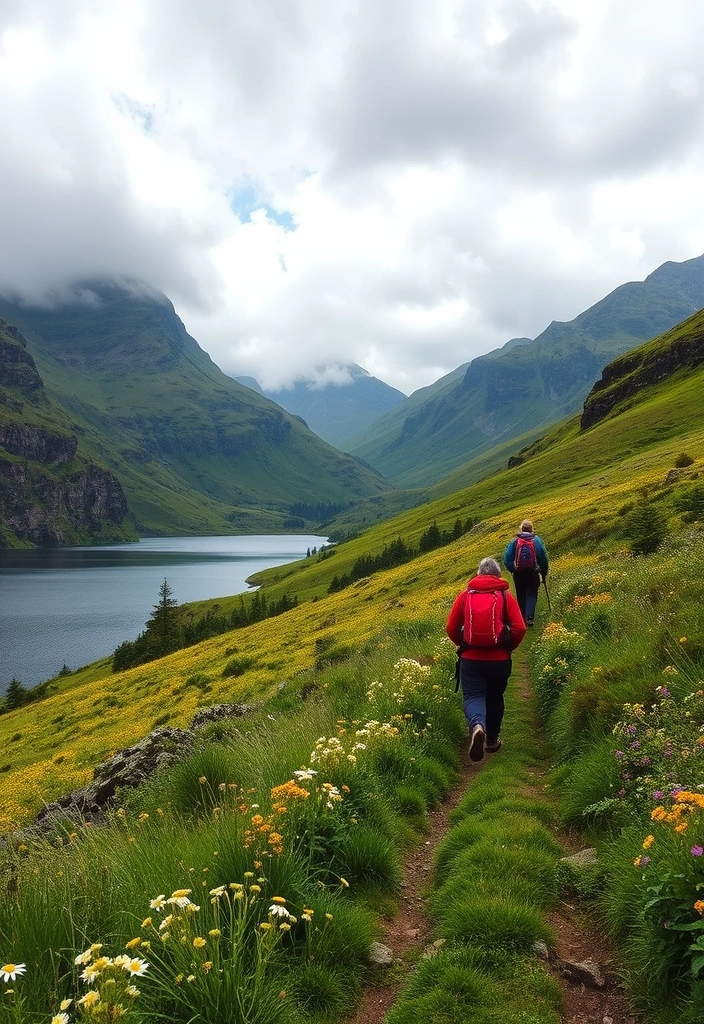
[626,499,667,556]
[146,578,181,657]
[4,677,27,710]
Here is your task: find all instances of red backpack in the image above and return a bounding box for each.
[463,588,511,649]
[514,535,537,571]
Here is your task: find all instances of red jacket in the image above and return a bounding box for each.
[446,574,527,661]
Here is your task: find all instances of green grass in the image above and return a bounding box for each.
[3,306,704,1020]
[389,667,564,1023]
[0,634,463,1020]
[385,946,562,1024]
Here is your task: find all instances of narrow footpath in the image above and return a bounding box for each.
[348,658,640,1024]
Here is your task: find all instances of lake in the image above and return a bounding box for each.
[0,535,327,692]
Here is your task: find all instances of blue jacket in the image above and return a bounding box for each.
[504,532,549,577]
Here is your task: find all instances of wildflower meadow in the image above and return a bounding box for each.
[0,629,465,1024]
[531,531,704,1020]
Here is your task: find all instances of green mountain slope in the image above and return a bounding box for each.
[3,303,704,1024]
[235,304,704,607]
[0,283,390,544]
[0,319,134,546]
[236,364,407,447]
[3,302,704,793]
[348,254,704,487]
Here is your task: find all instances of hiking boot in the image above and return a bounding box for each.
[485,738,502,753]
[526,618,534,626]
[469,725,485,762]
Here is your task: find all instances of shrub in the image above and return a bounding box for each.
[624,498,668,556]
[287,961,355,1015]
[674,484,704,523]
[675,453,695,468]
[334,824,402,890]
[221,656,255,678]
[185,672,211,689]
[531,622,587,720]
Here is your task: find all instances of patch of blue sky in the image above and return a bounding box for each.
[113,93,155,134]
[229,182,296,232]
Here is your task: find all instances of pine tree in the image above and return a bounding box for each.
[626,499,667,556]
[4,677,27,710]
[145,579,181,656]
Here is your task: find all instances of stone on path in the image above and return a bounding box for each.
[560,957,606,989]
[368,942,394,967]
[560,848,598,868]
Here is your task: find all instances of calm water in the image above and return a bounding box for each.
[0,535,326,692]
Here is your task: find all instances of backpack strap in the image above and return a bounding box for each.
[500,589,511,649]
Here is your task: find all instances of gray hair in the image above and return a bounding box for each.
[477,556,502,576]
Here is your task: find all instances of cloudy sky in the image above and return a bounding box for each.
[1,0,704,395]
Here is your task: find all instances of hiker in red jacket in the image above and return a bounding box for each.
[445,557,527,762]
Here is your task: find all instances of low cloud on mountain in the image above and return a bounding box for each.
[1,0,704,393]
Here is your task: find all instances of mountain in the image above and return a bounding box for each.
[345,338,530,465]
[347,254,704,486]
[0,282,390,546]
[0,319,132,546]
[580,305,704,430]
[235,365,406,448]
[249,302,704,606]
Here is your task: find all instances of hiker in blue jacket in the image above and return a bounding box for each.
[503,519,549,626]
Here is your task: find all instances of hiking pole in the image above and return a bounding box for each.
[542,576,552,613]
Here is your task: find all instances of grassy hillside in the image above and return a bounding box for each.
[3,310,704,826]
[3,310,704,1023]
[349,254,704,487]
[0,283,390,542]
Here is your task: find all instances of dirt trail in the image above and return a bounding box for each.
[347,737,482,1024]
[348,660,640,1024]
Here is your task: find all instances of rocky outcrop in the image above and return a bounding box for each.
[19,704,255,837]
[0,422,77,463]
[34,727,196,825]
[0,318,132,546]
[0,460,129,546]
[581,324,704,430]
[0,319,43,393]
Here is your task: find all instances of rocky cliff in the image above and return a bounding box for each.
[581,310,704,430]
[0,459,129,546]
[0,319,131,547]
[0,319,43,393]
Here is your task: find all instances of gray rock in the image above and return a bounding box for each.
[368,942,394,967]
[560,848,598,868]
[560,957,606,989]
[190,703,252,729]
[422,939,446,959]
[11,708,256,842]
[533,939,550,960]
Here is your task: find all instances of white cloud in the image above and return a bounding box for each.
[1,0,704,394]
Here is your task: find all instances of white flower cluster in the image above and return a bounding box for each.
[355,720,401,742]
[391,658,431,700]
[309,735,347,769]
[365,679,384,703]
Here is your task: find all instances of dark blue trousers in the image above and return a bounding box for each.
[513,570,540,622]
[460,657,512,742]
